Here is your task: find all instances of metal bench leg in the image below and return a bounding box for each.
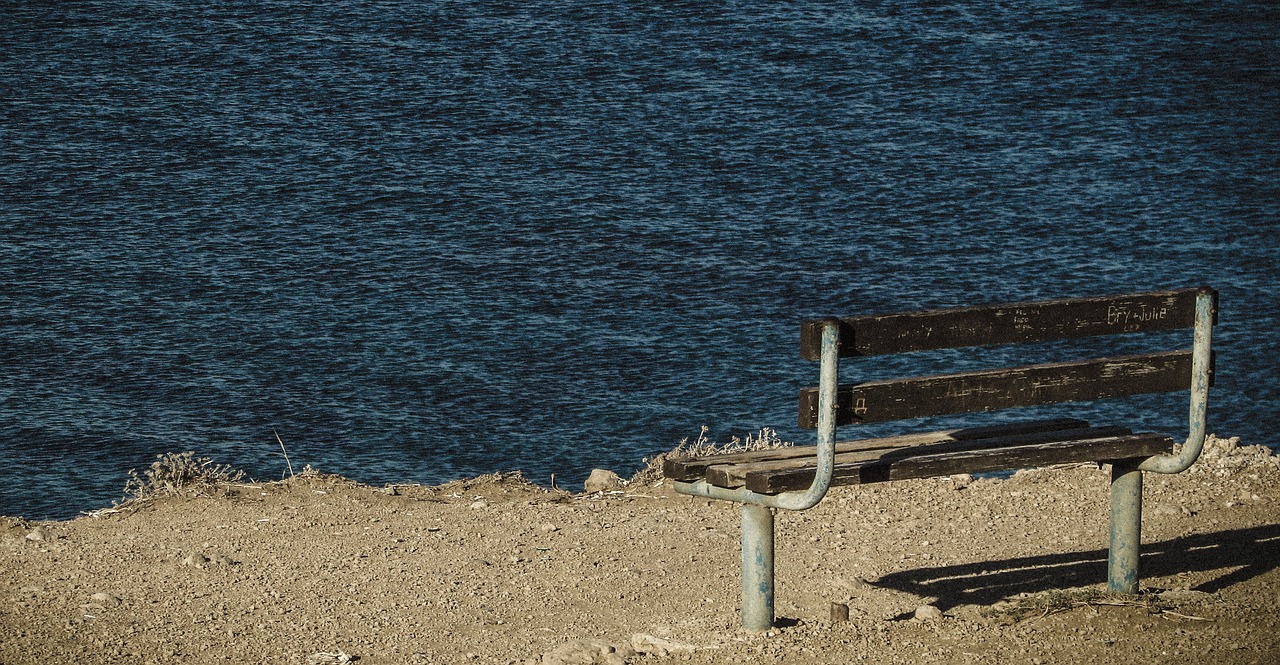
[1108,461,1143,594]
[741,503,775,631]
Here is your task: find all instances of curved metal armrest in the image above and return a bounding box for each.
[673,319,842,511]
[1139,287,1216,474]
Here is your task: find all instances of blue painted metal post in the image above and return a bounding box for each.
[1108,460,1143,593]
[672,317,839,631]
[1114,287,1215,592]
[741,503,775,631]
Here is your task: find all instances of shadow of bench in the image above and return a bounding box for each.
[871,522,1280,611]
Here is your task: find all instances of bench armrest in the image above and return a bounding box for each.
[1139,286,1216,474]
[674,318,842,511]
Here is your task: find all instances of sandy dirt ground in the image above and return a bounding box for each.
[2,434,1278,665]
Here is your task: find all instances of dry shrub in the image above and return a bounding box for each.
[123,451,247,501]
[630,426,794,486]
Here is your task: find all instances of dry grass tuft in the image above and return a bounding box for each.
[630,426,795,486]
[122,451,248,501]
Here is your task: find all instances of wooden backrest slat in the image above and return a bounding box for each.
[798,350,1206,428]
[800,287,1213,360]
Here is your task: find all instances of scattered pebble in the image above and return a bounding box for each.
[539,638,627,665]
[88,592,122,607]
[25,527,48,542]
[1159,589,1214,603]
[1151,503,1191,518]
[630,633,696,657]
[914,605,944,622]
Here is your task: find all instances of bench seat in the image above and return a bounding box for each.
[665,417,1174,493]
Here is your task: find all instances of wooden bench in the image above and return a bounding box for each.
[664,287,1218,630]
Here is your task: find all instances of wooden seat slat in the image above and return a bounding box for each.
[702,424,1133,489]
[743,433,1175,493]
[661,417,1088,483]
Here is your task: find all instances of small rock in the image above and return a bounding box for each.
[307,651,355,664]
[914,605,944,622]
[469,499,489,509]
[25,527,48,542]
[583,469,622,494]
[541,638,622,665]
[949,474,973,489]
[182,552,211,568]
[630,634,695,657]
[90,592,122,607]
[1160,589,1213,603]
[539,523,559,533]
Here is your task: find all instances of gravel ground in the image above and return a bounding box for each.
[2,434,1277,664]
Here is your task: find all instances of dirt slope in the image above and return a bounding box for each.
[2,435,1277,665]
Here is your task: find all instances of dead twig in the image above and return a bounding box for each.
[275,430,295,478]
[1159,610,1213,622]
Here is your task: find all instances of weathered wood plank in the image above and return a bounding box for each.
[800,287,1213,360]
[798,350,1201,429]
[661,418,1088,482]
[744,434,1176,493]
[662,430,957,483]
[703,425,1131,489]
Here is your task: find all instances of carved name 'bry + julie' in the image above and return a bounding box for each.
[1107,304,1169,326]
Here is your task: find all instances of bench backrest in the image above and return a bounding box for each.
[798,287,1217,429]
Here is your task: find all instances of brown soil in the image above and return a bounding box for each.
[3,435,1278,665]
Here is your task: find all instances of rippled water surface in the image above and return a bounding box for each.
[3,0,1278,519]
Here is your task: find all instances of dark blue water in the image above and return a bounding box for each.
[3,0,1277,520]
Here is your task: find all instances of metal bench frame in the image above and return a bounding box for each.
[671,287,1217,631]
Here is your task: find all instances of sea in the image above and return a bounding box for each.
[3,0,1277,520]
